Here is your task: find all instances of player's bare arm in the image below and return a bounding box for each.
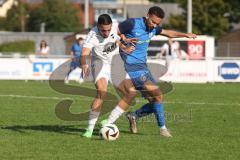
[115,33,136,54]
[70,51,75,60]
[161,29,197,39]
[80,47,91,77]
[116,39,135,54]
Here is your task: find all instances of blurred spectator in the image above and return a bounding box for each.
[37,40,50,56]
[157,39,189,67]
[173,41,189,60]
[158,39,176,59]
[65,35,84,83]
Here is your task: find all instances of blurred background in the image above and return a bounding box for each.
[0,0,239,83]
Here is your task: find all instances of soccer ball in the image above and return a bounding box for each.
[99,124,119,141]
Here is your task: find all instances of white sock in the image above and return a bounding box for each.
[107,105,125,124]
[87,110,100,132]
[160,125,167,130]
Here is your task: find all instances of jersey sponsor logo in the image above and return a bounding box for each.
[102,42,117,55]
[33,62,53,76]
[135,32,141,36]
[136,39,151,44]
[218,62,240,80]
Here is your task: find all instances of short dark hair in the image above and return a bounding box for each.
[77,37,84,41]
[148,6,165,19]
[97,14,112,25]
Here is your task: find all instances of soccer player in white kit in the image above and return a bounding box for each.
[80,14,135,138]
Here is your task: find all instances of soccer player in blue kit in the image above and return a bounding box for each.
[104,6,196,137]
[65,35,84,83]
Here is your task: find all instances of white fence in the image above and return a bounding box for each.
[149,59,240,83]
[0,56,81,81]
[0,56,239,83]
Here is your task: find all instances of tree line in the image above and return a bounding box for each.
[0,0,239,38]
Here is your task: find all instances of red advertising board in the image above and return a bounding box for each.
[187,40,205,59]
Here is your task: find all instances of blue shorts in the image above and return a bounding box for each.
[70,57,80,69]
[125,63,157,91]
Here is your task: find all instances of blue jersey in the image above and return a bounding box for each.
[118,17,162,89]
[119,18,162,67]
[71,43,82,58]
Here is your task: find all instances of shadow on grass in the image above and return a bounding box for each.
[119,130,145,135]
[1,124,100,136]
[1,124,144,137]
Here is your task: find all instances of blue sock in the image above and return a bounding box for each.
[132,103,154,119]
[152,102,165,127]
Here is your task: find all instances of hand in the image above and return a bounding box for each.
[186,33,197,39]
[122,45,135,54]
[124,38,138,44]
[81,64,89,78]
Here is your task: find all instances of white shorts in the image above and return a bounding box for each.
[91,56,130,86]
[92,63,112,84]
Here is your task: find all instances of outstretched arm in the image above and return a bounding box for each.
[161,29,197,39]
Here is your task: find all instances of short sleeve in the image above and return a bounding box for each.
[110,26,120,41]
[156,25,163,35]
[83,30,95,49]
[118,18,135,34]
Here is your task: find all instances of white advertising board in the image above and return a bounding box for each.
[148,59,209,83]
[0,58,82,81]
[213,60,240,82]
[0,58,239,83]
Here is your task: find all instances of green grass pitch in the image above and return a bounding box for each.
[0,81,239,160]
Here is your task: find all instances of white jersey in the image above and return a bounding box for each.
[83,26,120,64]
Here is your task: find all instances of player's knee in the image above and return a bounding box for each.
[148,89,163,102]
[154,95,163,103]
[126,90,137,100]
[147,96,154,103]
[91,105,101,111]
